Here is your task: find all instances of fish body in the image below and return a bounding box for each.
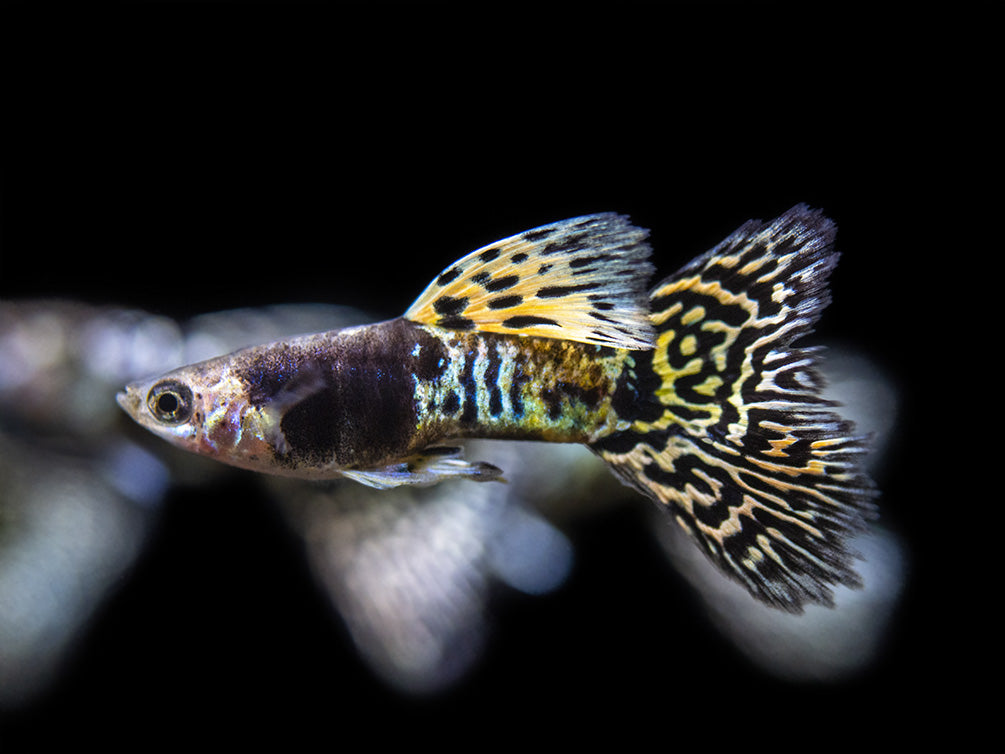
[119,206,877,610]
[117,318,628,480]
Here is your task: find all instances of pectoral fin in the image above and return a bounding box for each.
[341,446,504,489]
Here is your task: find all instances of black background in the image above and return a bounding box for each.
[0,3,991,752]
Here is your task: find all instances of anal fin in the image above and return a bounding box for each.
[341,446,504,489]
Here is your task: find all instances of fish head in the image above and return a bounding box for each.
[116,359,277,471]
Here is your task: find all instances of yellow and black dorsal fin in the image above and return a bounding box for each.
[404,214,656,350]
[592,205,877,612]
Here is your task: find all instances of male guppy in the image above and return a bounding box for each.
[118,205,876,610]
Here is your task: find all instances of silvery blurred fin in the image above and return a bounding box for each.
[342,446,504,489]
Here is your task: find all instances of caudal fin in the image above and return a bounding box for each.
[592,205,877,611]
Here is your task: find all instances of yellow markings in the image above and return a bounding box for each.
[651,279,692,298]
[673,437,826,539]
[739,255,771,276]
[694,278,758,316]
[679,334,697,356]
[691,466,725,498]
[681,306,706,326]
[765,437,797,457]
[761,420,799,457]
[653,353,702,384]
[756,533,784,565]
[711,253,743,269]
[811,438,843,449]
[650,300,683,326]
[703,325,740,373]
[771,282,792,303]
[691,374,723,397]
[761,420,795,433]
[755,252,796,284]
[747,454,828,477]
[742,546,764,571]
[715,511,743,538]
[684,481,716,510]
[710,440,743,457]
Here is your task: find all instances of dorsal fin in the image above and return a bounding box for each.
[404,214,656,350]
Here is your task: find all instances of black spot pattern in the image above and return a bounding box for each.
[436,267,462,286]
[433,296,468,316]
[484,342,503,417]
[484,275,518,292]
[590,205,877,612]
[403,213,656,349]
[537,282,600,298]
[487,295,523,310]
[502,315,561,329]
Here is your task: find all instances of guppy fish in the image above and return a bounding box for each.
[118,204,876,610]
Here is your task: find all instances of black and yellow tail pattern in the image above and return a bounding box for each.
[593,205,876,611]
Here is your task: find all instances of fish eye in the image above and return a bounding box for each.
[147,380,194,424]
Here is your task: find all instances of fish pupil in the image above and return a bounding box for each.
[147,380,193,424]
[157,393,179,413]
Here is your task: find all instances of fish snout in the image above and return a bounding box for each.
[116,384,143,417]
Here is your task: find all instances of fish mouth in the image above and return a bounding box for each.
[116,384,142,416]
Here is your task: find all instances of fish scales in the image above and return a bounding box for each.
[412,325,627,444]
[177,319,630,472]
[118,207,878,612]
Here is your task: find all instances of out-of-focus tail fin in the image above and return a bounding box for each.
[592,205,876,611]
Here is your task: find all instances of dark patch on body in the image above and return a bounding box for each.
[459,347,478,425]
[489,385,503,416]
[442,391,460,415]
[558,378,604,410]
[508,370,530,418]
[541,387,562,420]
[540,378,605,421]
[248,318,444,471]
[243,344,313,407]
[484,342,503,417]
[412,329,449,381]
